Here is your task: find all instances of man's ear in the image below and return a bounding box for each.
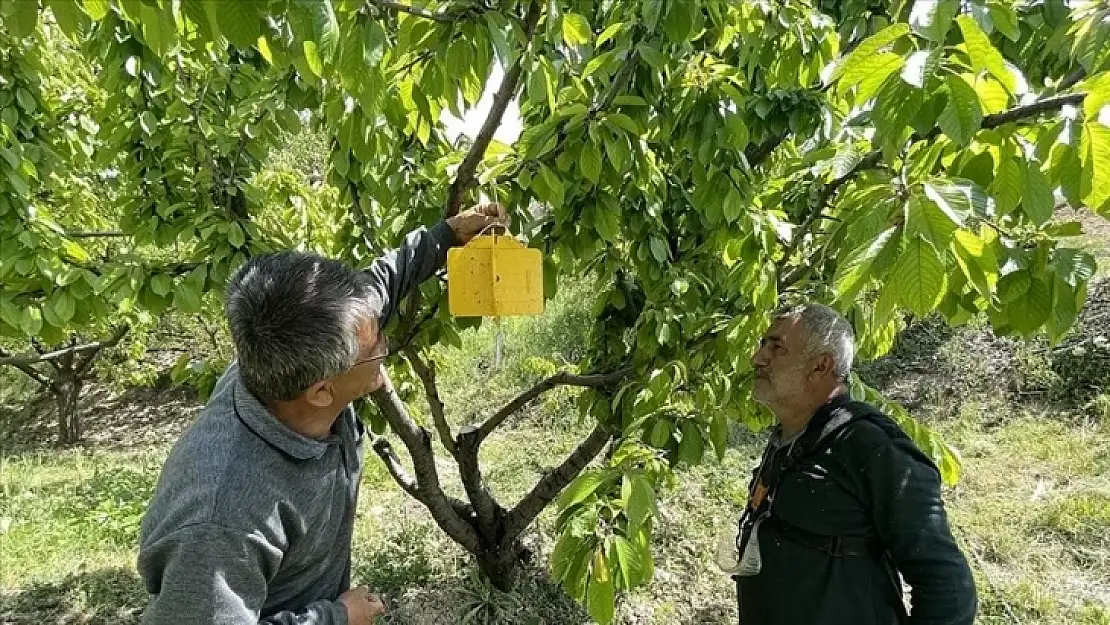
[304,380,334,408]
[811,353,835,379]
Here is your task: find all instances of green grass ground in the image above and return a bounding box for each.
[2,225,1109,623]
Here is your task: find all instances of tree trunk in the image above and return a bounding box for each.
[55,377,82,445]
[474,538,525,592]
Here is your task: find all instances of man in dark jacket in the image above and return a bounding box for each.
[137,204,506,625]
[731,304,977,625]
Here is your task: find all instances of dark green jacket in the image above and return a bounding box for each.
[736,394,977,625]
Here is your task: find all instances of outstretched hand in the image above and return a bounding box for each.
[446,203,510,244]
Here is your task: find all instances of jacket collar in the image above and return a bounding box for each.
[232,372,333,461]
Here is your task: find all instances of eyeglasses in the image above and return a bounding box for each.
[351,336,390,369]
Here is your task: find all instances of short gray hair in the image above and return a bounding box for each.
[774,303,856,380]
[225,251,377,402]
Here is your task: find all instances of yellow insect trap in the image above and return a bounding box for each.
[447,233,544,317]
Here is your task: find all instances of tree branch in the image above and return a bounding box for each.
[365,0,474,23]
[370,373,482,553]
[472,368,631,445]
[0,325,129,367]
[0,347,62,395]
[74,325,130,378]
[503,422,614,540]
[445,0,543,217]
[1056,67,1087,92]
[775,91,1089,291]
[403,346,455,455]
[371,435,421,497]
[64,231,128,238]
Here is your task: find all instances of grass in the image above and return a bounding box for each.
[3,275,1110,623]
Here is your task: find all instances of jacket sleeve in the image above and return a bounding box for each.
[138,523,348,625]
[362,221,456,325]
[863,436,978,625]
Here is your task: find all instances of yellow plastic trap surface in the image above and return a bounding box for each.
[447,235,544,317]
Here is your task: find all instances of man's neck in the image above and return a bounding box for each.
[777,385,848,439]
[267,401,342,440]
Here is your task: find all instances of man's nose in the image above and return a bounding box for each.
[752,345,769,367]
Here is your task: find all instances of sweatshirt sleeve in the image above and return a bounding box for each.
[362,221,456,325]
[138,523,348,625]
[863,437,978,625]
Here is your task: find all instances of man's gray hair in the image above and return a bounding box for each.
[225,251,377,402]
[774,303,856,380]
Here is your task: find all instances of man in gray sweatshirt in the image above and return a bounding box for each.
[137,205,507,625]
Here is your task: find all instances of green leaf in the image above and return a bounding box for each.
[872,74,925,146]
[303,40,324,77]
[952,229,995,298]
[1079,72,1110,120]
[558,472,608,510]
[832,23,911,85]
[835,226,899,301]
[613,536,646,590]
[1053,248,1097,287]
[1008,276,1052,335]
[597,22,624,47]
[295,0,339,61]
[139,110,158,136]
[957,15,1016,92]
[140,4,177,56]
[649,417,671,446]
[150,274,173,297]
[677,421,705,464]
[208,0,259,49]
[1020,161,1055,225]
[605,113,640,135]
[62,239,90,264]
[20,306,42,336]
[938,74,983,146]
[988,2,1020,41]
[82,0,109,20]
[593,206,619,242]
[586,555,615,625]
[625,474,654,533]
[175,283,202,314]
[580,142,602,184]
[998,270,1031,303]
[5,0,39,38]
[649,237,668,263]
[709,411,729,461]
[15,88,36,114]
[990,155,1022,214]
[892,236,948,316]
[840,53,905,96]
[635,43,667,72]
[1081,121,1110,210]
[1046,276,1079,344]
[909,0,960,43]
[723,187,743,223]
[562,13,592,46]
[227,222,246,248]
[907,195,959,248]
[47,0,88,37]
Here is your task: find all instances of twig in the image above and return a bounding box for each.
[64,231,128,238]
[473,368,631,444]
[366,0,475,23]
[445,0,542,217]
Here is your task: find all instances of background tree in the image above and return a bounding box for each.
[1,0,1107,621]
